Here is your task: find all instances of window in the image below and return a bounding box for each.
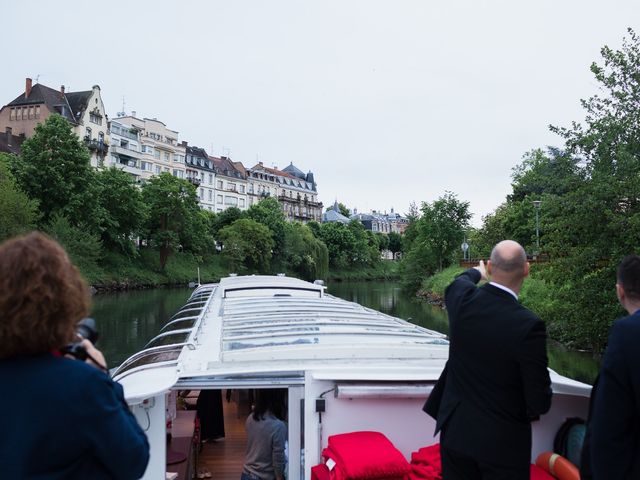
[85,127,92,139]
[199,189,204,200]
[239,185,245,193]
[163,167,170,173]
[9,108,15,121]
[208,190,212,201]
[141,161,153,172]
[228,182,236,192]
[164,152,169,161]
[35,105,40,118]
[155,165,161,174]
[90,112,102,125]
[216,180,223,189]
[224,196,238,206]
[28,106,34,119]
[208,174,213,185]
[216,195,223,204]
[240,198,245,208]
[98,132,104,143]
[154,150,160,159]
[22,107,28,120]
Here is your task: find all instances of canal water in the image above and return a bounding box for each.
[92,281,600,384]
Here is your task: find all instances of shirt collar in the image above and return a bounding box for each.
[489,281,518,300]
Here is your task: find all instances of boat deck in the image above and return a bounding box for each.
[198,391,247,479]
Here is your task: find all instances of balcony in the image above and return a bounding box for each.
[84,136,109,154]
[187,176,201,187]
[111,144,142,159]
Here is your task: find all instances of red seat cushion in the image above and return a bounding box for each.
[323,431,410,480]
[530,464,555,480]
[312,464,331,480]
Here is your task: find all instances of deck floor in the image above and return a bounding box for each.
[198,391,247,479]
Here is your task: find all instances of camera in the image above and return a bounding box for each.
[60,318,99,361]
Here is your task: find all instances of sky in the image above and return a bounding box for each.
[3,1,638,225]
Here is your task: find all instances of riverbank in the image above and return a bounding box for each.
[85,249,400,292]
[416,265,608,354]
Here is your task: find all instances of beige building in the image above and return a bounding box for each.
[210,156,248,212]
[247,162,322,222]
[114,115,186,182]
[0,78,109,167]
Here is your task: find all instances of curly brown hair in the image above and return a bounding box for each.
[0,232,90,358]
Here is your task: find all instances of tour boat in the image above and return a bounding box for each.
[113,275,591,479]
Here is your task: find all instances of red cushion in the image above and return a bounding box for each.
[312,464,331,480]
[530,464,555,480]
[409,444,442,480]
[323,431,410,480]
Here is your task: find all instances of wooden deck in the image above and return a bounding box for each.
[198,391,248,479]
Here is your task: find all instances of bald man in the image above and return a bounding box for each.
[425,240,552,480]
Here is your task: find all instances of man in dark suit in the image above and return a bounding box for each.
[425,240,552,479]
[581,255,640,479]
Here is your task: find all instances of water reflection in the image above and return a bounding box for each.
[91,281,600,384]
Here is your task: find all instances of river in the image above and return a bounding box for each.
[92,281,599,384]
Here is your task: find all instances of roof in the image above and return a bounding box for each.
[323,202,351,223]
[65,91,92,119]
[211,155,246,179]
[114,275,450,400]
[250,162,296,179]
[282,162,306,179]
[7,83,76,123]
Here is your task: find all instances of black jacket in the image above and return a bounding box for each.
[425,269,552,467]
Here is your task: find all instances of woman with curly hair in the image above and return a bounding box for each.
[0,232,149,479]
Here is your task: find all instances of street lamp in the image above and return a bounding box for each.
[532,200,541,256]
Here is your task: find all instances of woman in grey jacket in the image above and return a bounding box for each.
[242,389,287,480]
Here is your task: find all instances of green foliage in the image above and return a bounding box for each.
[317,220,379,269]
[96,167,146,255]
[387,232,402,256]
[218,218,275,273]
[211,207,245,237]
[141,173,204,269]
[46,214,103,282]
[283,222,329,280]
[246,197,287,255]
[11,114,104,231]
[375,232,390,252]
[0,154,39,242]
[420,265,465,297]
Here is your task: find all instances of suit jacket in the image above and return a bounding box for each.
[427,269,552,467]
[585,311,640,479]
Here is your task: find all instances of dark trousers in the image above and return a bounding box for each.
[441,443,530,480]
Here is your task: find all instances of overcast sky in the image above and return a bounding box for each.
[3,1,638,225]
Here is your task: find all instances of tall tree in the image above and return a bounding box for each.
[218,218,274,273]
[141,173,202,269]
[247,197,287,256]
[0,154,39,242]
[96,167,146,255]
[10,114,103,231]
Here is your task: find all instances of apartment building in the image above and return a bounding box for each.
[210,155,248,212]
[185,145,216,211]
[0,78,109,167]
[108,119,143,181]
[247,162,322,222]
[114,115,186,182]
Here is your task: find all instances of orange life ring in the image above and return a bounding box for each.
[535,451,580,480]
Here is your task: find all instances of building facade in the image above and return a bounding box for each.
[108,119,143,181]
[185,145,216,211]
[0,78,109,167]
[210,155,248,212]
[114,115,186,183]
[247,162,322,222]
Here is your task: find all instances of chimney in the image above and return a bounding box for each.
[25,78,32,98]
[131,110,136,117]
[181,140,188,147]
[60,85,65,98]
[259,161,263,166]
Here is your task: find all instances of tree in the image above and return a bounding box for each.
[283,222,329,280]
[141,173,203,269]
[246,197,287,256]
[218,218,274,272]
[418,192,471,271]
[376,232,390,253]
[0,154,39,242]
[318,222,358,269]
[96,167,146,255]
[211,207,245,237]
[10,114,103,231]
[387,232,403,258]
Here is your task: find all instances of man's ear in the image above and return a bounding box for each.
[616,283,625,305]
[523,262,530,278]
[486,260,492,276]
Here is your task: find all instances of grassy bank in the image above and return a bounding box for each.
[328,260,401,282]
[81,250,228,290]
